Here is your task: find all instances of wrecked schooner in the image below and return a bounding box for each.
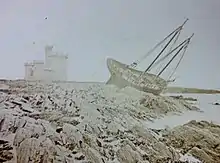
[106,19,194,95]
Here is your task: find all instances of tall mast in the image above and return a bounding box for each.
[144,19,189,73]
[143,18,189,73]
[144,30,180,72]
[130,18,189,68]
[148,37,190,69]
[157,33,194,77]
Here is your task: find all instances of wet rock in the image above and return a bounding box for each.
[0,140,14,162]
[11,100,22,107]
[0,80,209,163]
[56,127,63,133]
[16,137,57,163]
[96,138,102,147]
[74,153,85,160]
[83,147,102,163]
[163,120,220,163]
[117,144,142,163]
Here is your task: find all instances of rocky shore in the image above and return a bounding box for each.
[0,80,219,163]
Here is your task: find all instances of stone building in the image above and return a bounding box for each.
[24,45,68,81]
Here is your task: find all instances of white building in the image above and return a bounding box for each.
[24,62,34,80]
[24,45,68,81]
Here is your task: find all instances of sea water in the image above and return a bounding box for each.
[147,94,220,129]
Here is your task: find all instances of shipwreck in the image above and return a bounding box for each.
[106,19,194,95]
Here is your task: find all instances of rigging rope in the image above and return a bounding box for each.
[137,30,181,84]
[166,32,194,81]
[130,18,189,69]
[168,30,181,55]
[129,26,183,68]
[147,35,191,90]
[123,19,190,92]
[149,29,182,71]
[160,36,193,93]
[167,42,189,80]
[129,39,167,68]
[157,41,187,77]
[149,35,189,73]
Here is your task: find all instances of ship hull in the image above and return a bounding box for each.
[106,58,168,95]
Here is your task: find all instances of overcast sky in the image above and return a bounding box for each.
[0,0,220,88]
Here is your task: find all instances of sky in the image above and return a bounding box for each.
[0,0,220,88]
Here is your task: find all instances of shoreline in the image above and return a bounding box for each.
[165,86,220,94]
[0,80,220,162]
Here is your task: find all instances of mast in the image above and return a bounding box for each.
[144,30,180,72]
[143,19,189,73]
[130,18,189,68]
[157,33,194,77]
[148,37,190,70]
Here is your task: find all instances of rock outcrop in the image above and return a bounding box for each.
[161,120,220,163]
[0,80,205,163]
